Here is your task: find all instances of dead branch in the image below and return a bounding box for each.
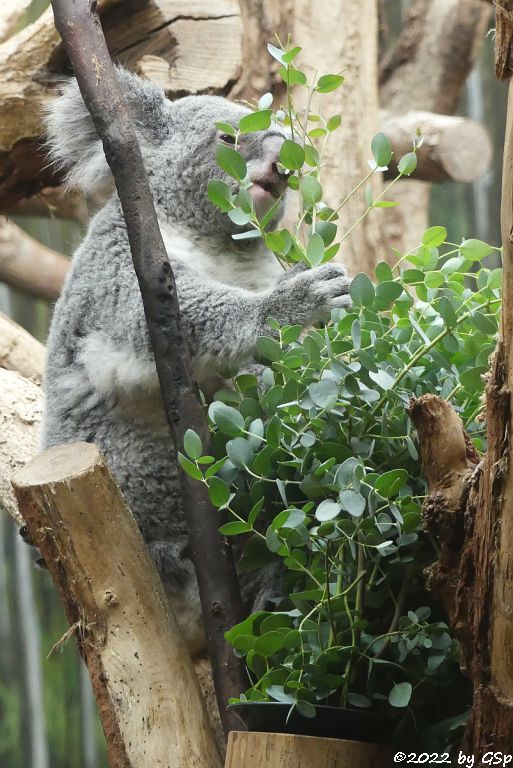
[12,443,222,768]
[0,311,45,382]
[0,218,69,301]
[51,0,246,736]
[382,111,492,183]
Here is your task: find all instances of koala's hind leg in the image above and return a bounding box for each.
[148,539,206,655]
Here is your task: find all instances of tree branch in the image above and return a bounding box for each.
[0,218,69,302]
[50,0,246,736]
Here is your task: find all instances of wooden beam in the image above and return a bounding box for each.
[382,111,492,183]
[0,311,45,381]
[12,442,222,768]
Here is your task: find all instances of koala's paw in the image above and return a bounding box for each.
[275,263,352,325]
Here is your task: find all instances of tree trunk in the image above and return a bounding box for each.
[12,442,223,768]
[292,0,385,275]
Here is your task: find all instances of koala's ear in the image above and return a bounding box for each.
[44,67,170,195]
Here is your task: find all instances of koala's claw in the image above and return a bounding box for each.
[273,262,351,325]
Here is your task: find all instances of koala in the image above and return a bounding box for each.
[43,68,351,655]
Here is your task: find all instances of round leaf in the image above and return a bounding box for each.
[216,145,247,180]
[350,273,375,307]
[184,429,202,461]
[389,682,412,708]
[279,140,305,171]
[371,132,392,167]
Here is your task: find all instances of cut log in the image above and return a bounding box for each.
[224,731,390,768]
[382,111,492,183]
[0,0,242,213]
[12,442,222,768]
[0,218,69,301]
[0,367,43,525]
[0,311,45,381]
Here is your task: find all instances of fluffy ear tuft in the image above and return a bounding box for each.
[44,67,170,196]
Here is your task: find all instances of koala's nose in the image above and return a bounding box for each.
[263,133,286,166]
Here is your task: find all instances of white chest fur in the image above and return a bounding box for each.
[159,222,283,293]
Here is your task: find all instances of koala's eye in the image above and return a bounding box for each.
[220,133,236,145]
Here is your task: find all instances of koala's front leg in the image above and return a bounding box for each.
[173,261,351,374]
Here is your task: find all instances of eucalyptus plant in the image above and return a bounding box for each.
[179,41,501,747]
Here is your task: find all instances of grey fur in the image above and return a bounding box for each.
[43,68,351,653]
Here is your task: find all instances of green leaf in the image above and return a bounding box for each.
[207,180,233,212]
[279,66,307,86]
[227,437,254,468]
[437,297,457,328]
[460,366,487,392]
[208,402,245,437]
[279,140,305,171]
[327,114,342,132]
[316,74,344,93]
[296,700,316,718]
[339,489,366,517]
[425,271,445,289]
[347,693,372,708]
[375,261,394,283]
[216,145,247,180]
[302,176,323,206]
[282,46,302,63]
[371,132,392,167]
[184,429,202,461]
[350,273,375,307]
[219,520,252,535]
[308,379,338,409]
[267,43,285,64]
[422,226,447,248]
[248,498,265,527]
[487,268,502,289]
[369,369,395,390]
[267,685,295,704]
[239,110,272,133]
[389,682,412,708]
[228,207,252,226]
[375,469,409,498]
[208,476,230,507]
[398,152,417,176]
[254,631,284,657]
[258,92,273,109]
[459,238,494,261]
[257,336,283,361]
[178,453,203,481]
[306,232,325,267]
[375,281,403,309]
[215,122,236,136]
[315,499,342,522]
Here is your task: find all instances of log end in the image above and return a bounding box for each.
[12,441,101,488]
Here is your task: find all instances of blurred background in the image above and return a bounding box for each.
[0,1,506,766]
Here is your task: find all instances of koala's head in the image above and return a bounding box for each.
[45,68,289,236]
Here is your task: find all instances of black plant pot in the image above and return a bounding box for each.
[228,701,392,744]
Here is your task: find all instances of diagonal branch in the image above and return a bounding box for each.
[50,0,246,737]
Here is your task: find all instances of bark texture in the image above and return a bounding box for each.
[0,218,69,302]
[51,0,246,735]
[292,0,385,276]
[0,367,43,526]
[12,443,222,768]
[0,311,45,382]
[407,40,513,747]
[0,0,242,213]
